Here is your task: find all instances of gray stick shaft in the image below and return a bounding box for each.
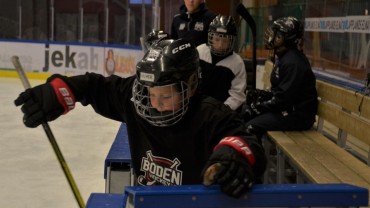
[11,56,32,89]
[11,56,85,208]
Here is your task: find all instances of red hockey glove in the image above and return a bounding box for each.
[202,137,255,198]
[14,78,75,128]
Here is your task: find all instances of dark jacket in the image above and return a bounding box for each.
[268,48,318,124]
[171,3,217,47]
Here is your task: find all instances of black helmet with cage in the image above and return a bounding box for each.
[208,15,237,56]
[264,16,304,53]
[133,39,200,127]
[144,29,170,52]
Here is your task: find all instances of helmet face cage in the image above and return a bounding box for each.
[264,16,303,50]
[208,32,235,56]
[264,26,284,50]
[133,38,200,127]
[208,15,237,56]
[132,79,191,127]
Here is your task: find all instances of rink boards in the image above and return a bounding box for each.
[87,183,368,208]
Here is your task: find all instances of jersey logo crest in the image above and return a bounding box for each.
[179,23,186,30]
[194,22,204,31]
[274,66,280,79]
[138,150,183,186]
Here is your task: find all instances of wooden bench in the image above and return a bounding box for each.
[261,60,370,206]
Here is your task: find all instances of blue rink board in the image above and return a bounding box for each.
[86,184,368,208]
[104,123,131,179]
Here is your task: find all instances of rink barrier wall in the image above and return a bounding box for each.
[86,184,368,208]
[262,60,370,207]
[104,123,132,193]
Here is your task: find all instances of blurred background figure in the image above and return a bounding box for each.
[171,0,217,47]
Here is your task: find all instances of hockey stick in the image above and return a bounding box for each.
[237,3,257,90]
[11,56,85,208]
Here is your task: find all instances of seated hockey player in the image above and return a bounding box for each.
[243,16,318,139]
[14,38,266,198]
[197,15,247,111]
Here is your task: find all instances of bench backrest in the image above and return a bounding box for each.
[316,80,370,120]
[316,80,370,164]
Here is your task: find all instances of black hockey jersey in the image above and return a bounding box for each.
[54,73,266,186]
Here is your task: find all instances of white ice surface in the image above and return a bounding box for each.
[0,77,120,208]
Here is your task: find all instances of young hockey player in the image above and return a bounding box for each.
[244,16,318,139]
[14,38,266,198]
[197,15,247,111]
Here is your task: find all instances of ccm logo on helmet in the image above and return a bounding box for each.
[172,43,191,54]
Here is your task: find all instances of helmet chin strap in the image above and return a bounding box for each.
[274,45,287,56]
[270,31,287,63]
[187,72,198,97]
[269,50,275,63]
[269,45,288,64]
[268,43,285,64]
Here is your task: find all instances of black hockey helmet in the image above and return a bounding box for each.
[133,39,200,127]
[144,29,170,51]
[136,38,199,87]
[208,15,237,56]
[264,16,304,50]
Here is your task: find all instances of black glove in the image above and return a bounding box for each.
[246,89,272,105]
[243,106,255,121]
[202,145,254,198]
[252,98,277,115]
[244,90,273,121]
[14,78,75,128]
[242,100,261,122]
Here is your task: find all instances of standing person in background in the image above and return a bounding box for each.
[171,0,217,47]
[197,15,247,111]
[243,16,318,139]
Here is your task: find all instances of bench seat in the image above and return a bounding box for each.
[263,78,370,207]
[268,131,370,185]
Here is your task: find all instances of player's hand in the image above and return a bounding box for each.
[252,100,276,115]
[14,78,75,128]
[246,89,270,104]
[250,102,261,115]
[202,145,254,198]
[243,103,260,121]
